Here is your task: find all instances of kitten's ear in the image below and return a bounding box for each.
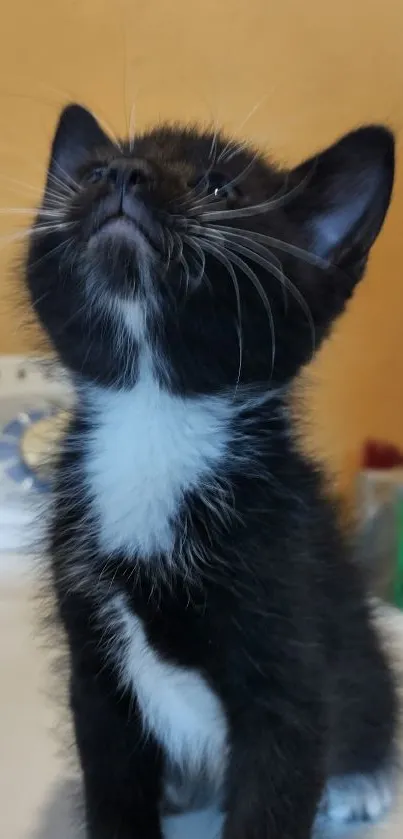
[288,126,394,265]
[48,104,112,183]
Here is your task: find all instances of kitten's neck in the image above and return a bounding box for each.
[81,364,233,560]
[77,360,283,564]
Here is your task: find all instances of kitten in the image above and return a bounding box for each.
[26,104,398,839]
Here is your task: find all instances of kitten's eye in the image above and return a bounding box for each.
[208,172,233,198]
[190,171,239,202]
[86,166,107,184]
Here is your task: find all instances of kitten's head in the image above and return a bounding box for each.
[26,104,394,393]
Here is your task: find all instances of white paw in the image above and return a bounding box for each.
[318,771,395,824]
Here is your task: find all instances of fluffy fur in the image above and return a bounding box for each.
[25,104,398,839]
[84,364,235,559]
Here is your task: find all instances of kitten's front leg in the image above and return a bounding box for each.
[223,709,325,839]
[71,666,163,839]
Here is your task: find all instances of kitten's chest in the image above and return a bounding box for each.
[83,375,232,558]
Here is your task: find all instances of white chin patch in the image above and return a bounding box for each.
[116,297,148,342]
[317,770,395,827]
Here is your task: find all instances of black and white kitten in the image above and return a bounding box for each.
[26,104,398,839]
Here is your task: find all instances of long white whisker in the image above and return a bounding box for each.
[0,174,42,196]
[94,115,123,152]
[209,123,219,162]
[197,164,318,222]
[29,237,74,269]
[51,164,81,194]
[47,172,75,198]
[199,223,329,270]
[0,208,64,219]
[217,97,267,164]
[205,241,276,372]
[171,231,184,277]
[179,251,190,298]
[197,193,295,222]
[198,227,316,354]
[236,252,275,372]
[195,237,243,394]
[221,140,250,163]
[163,228,175,268]
[15,222,73,246]
[33,221,73,234]
[41,201,69,213]
[195,225,288,311]
[32,79,123,152]
[174,155,219,210]
[129,101,136,153]
[182,235,207,288]
[175,176,209,211]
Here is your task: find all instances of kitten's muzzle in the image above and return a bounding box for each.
[89,160,160,249]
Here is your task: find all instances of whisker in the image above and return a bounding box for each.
[197,235,275,372]
[198,227,316,354]
[41,201,69,213]
[51,163,81,195]
[30,289,52,308]
[209,123,219,163]
[190,152,261,214]
[0,207,65,219]
[197,165,318,223]
[33,221,73,233]
[178,251,190,298]
[29,236,74,270]
[217,97,268,164]
[0,174,42,196]
[164,228,175,261]
[172,231,183,264]
[175,176,210,211]
[129,100,137,153]
[0,223,70,249]
[174,152,260,218]
[195,237,243,394]
[173,154,219,211]
[197,194,294,221]
[194,225,288,311]
[47,171,76,198]
[94,115,123,152]
[220,140,250,163]
[226,249,275,373]
[182,235,207,288]
[32,78,123,152]
[200,223,329,270]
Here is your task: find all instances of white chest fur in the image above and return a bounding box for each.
[104,595,228,786]
[84,368,233,558]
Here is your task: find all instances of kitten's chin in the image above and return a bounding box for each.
[85,226,153,299]
[89,216,151,250]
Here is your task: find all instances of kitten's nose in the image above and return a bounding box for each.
[106,159,154,192]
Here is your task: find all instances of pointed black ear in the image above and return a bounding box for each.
[48,104,112,183]
[288,126,394,265]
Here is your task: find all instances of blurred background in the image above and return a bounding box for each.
[0,0,403,500]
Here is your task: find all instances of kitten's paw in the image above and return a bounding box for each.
[318,770,395,824]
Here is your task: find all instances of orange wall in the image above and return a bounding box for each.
[0,0,403,495]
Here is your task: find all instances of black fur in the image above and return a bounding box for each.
[25,104,397,839]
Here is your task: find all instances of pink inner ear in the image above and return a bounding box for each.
[311,186,375,258]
